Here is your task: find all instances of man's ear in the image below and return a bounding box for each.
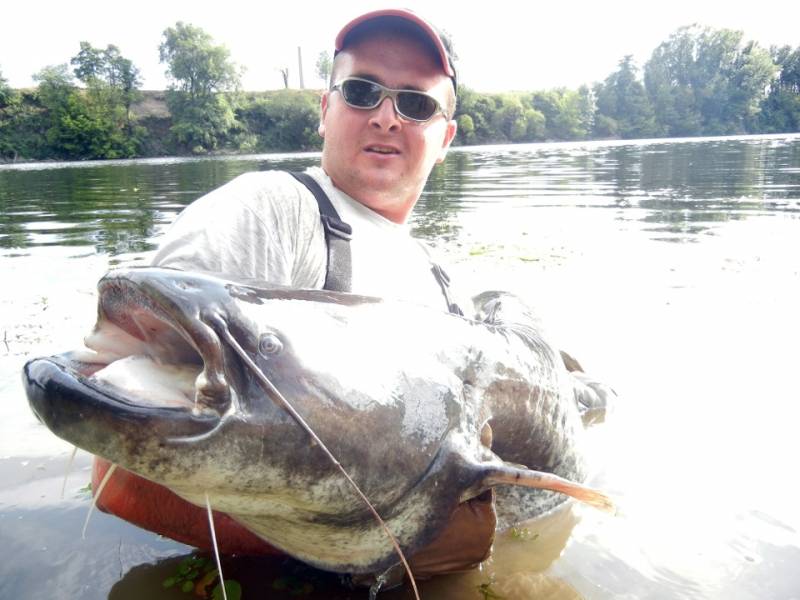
[436,119,458,163]
[318,92,329,138]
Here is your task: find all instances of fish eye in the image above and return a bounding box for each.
[258,333,283,356]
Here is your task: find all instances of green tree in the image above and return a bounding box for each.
[1,68,20,158]
[0,67,11,108]
[759,45,800,132]
[456,113,475,144]
[159,22,241,99]
[159,22,242,152]
[528,89,589,140]
[454,87,502,143]
[644,25,776,136]
[34,64,75,113]
[71,42,142,128]
[103,45,143,124]
[31,63,140,159]
[594,56,659,139]
[491,95,529,142]
[316,51,332,86]
[71,42,106,83]
[237,90,321,151]
[0,87,51,160]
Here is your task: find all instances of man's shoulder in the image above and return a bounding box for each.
[224,169,311,202]
[194,169,319,218]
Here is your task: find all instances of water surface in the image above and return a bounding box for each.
[1,134,799,599]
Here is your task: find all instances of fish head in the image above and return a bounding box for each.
[23,268,484,525]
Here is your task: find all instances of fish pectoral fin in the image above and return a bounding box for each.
[571,371,617,426]
[481,464,616,514]
[560,349,584,372]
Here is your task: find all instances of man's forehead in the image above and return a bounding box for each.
[333,11,456,88]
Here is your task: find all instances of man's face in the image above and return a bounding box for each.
[319,33,457,224]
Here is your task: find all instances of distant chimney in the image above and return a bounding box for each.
[297,46,304,89]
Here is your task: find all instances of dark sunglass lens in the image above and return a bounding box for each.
[341,80,382,108]
[397,92,438,121]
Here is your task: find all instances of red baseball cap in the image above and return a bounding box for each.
[334,8,458,91]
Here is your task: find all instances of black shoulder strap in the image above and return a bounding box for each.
[289,171,352,292]
[289,171,464,316]
[431,262,464,316]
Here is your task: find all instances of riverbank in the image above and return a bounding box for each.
[4,78,798,165]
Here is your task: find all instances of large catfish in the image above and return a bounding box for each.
[23,268,612,576]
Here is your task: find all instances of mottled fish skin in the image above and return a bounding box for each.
[24,268,608,574]
[469,291,591,527]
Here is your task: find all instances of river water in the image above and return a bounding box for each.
[1,134,799,599]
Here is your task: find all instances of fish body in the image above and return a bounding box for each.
[23,268,607,575]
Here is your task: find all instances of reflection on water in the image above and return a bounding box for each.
[420,135,800,245]
[1,134,799,599]
[2,135,798,255]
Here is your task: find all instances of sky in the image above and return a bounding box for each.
[2,0,798,93]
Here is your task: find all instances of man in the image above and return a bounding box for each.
[93,8,497,580]
[150,9,460,309]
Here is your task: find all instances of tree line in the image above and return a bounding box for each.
[1,23,798,161]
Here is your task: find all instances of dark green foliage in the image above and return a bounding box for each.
[456,113,475,144]
[0,68,11,108]
[760,45,800,132]
[71,43,142,123]
[594,56,659,139]
[2,25,799,162]
[644,25,777,136]
[237,90,322,151]
[166,91,238,153]
[27,62,143,159]
[529,88,592,140]
[1,49,143,161]
[0,89,49,160]
[454,87,586,144]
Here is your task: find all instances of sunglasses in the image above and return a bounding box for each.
[330,77,448,123]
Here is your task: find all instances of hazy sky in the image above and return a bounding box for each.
[2,0,798,92]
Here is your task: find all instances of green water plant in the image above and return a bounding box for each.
[477,577,504,600]
[162,555,241,599]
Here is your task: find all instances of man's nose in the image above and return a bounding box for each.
[368,97,402,130]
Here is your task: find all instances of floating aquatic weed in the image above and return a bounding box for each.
[212,580,241,600]
[162,554,242,598]
[161,554,210,589]
[477,578,504,600]
[469,244,492,256]
[272,574,315,596]
[509,527,539,541]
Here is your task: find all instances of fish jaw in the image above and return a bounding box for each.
[23,354,225,472]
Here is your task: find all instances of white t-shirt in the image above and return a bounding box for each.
[151,167,455,311]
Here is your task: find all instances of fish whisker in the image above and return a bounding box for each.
[205,493,228,600]
[205,311,421,600]
[83,463,117,539]
[61,445,78,499]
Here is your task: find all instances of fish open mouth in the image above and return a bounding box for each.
[27,272,237,430]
